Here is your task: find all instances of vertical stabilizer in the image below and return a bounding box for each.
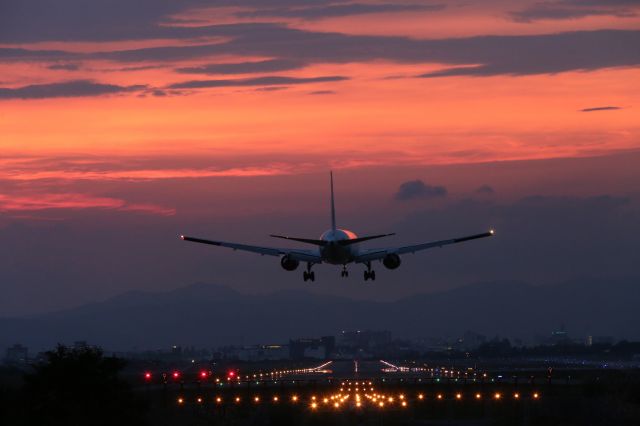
[330,171,337,231]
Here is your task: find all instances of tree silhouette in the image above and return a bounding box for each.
[21,345,146,426]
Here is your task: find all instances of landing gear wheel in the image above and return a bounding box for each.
[341,267,349,278]
[303,271,309,281]
[364,265,376,281]
[309,271,315,282]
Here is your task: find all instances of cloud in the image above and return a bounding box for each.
[394,180,448,201]
[176,59,306,75]
[47,62,81,71]
[168,75,348,89]
[97,28,640,78]
[0,193,175,216]
[236,3,445,20]
[0,80,146,100]
[416,30,640,77]
[308,90,336,95]
[510,1,638,23]
[580,106,623,112]
[476,185,495,194]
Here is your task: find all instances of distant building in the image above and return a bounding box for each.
[4,344,28,365]
[339,330,392,350]
[237,345,289,362]
[289,336,335,360]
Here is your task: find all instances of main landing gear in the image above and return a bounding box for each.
[364,262,376,281]
[341,265,349,278]
[303,263,315,282]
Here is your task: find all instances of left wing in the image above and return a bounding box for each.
[180,235,322,262]
[355,230,494,263]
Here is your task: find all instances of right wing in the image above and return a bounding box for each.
[355,230,494,263]
[180,235,322,263]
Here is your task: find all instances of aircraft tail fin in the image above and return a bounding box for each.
[330,171,336,231]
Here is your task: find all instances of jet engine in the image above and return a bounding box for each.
[382,253,401,269]
[280,255,300,271]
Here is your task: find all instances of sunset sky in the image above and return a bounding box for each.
[1,0,639,316]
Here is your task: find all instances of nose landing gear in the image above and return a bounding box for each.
[364,262,376,281]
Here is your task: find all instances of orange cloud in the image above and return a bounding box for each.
[0,193,175,216]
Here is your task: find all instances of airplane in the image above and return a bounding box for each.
[180,172,494,282]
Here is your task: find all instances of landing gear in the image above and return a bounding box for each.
[303,263,315,282]
[341,265,349,278]
[364,262,376,281]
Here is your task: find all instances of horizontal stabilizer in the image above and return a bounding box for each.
[337,233,395,246]
[270,235,328,246]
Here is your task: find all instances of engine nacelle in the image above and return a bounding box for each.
[280,255,300,271]
[382,253,401,270]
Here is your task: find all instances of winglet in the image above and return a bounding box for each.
[330,171,336,231]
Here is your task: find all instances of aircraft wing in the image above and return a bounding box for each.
[355,230,494,263]
[180,235,322,262]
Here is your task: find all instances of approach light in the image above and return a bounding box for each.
[514,393,520,399]
[456,393,462,400]
[401,401,407,407]
[273,396,279,402]
[254,396,260,403]
[311,402,318,409]
[235,397,241,403]
[216,397,222,403]
[494,393,501,400]
[533,393,540,399]
[177,397,184,404]
[292,395,298,402]
[475,393,482,399]
[197,397,203,404]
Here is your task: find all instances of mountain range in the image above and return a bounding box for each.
[1,277,638,352]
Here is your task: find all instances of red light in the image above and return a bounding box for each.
[228,371,235,377]
[200,371,208,378]
[173,371,180,379]
[144,372,152,380]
